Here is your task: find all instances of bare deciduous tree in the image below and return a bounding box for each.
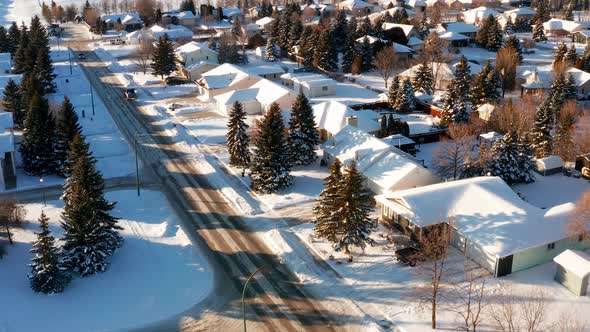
[133,39,154,74]
[450,273,487,332]
[567,190,590,240]
[489,97,537,139]
[489,284,548,332]
[418,32,449,91]
[374,47,398,89]
[496,46,518,97]
[552,310,587,332]
[413,225,451,329]
[0,200,26,246]
[432,123,479,180]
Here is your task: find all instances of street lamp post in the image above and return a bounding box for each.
[135,134,140,197]
[90,84,95,116]
[242,265,266,332]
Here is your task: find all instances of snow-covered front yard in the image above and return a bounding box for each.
[0,189,212,332]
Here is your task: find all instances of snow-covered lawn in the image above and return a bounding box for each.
[514,174,590,209]
[415,141,443,170]
[0,189,212,332]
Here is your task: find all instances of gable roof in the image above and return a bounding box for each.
[442,22,478,34]
[554,250,590,278]
[543,18,584,32]
[200,63,253,89]
[313,102,380,134]
[214,79,293,106]
[399,62,455,81]
[462,6,500,24]
[338,0,375,9]
[382,23,416,37]
[175,42,216,58]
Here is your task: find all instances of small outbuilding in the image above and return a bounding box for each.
[554,249,590,296]
[535,155,564,176]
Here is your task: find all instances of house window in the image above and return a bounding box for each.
[322,86,328,91]
[547,242,556,250]
[206,56,209,60]
[579,234,584,242]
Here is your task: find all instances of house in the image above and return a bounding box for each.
[382,134,417,155]
[382,23,421,39]
[406,0,427,10]
[407,37,424,51]
[175,42,218,67]
[161,11,198,26]
[438,31,471,47]
[554,249,590,296]
[461,6,500,25]
[222,7,243,20]
[149,25,193,42]
[280,73,337,97]
[0,111,16,190]
[256,17,275,32]
[246,64,285,81]
[197,63,259,100]
[392,42,414,61]
[535,156,564,176]
[566,67,590,96]
[398,62,456,90]
[101,13,144,31]
[573,30,590,44]
[440,22,478,42]
[521,68,552,94]
[476,103,496,122]
[376,176,590,277]
[213,78,297,116]
[181,61,218,81]
[478,131,503,146]
[323,126,441,194]
[338,0,376,16]
[497,7,536,29]
[356,35,388,45]
[312,101,382,140]
[543,19,584,36]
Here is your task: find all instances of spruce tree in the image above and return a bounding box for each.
[250,103,292,193]
[554,41,568,65]
[314,29,337,71]
[379,114,388,138]
[0,26,9,53]
[29,211,71,294]
[387,113,396,135]
[360,36,373,72]
[299,27,317,68]
[226,101,251,168]
[288,17,303,50]
[412,61,434,95]
[565,73,578,100]
[287,93,319,166]
[582,44,590,71]
[357,17,374,37]
[333,162,376,258]
[504,36,523,64]
[531,101,553,158]
[397,79,416,113]
[151,34,177,80]
[475,16,490,48]
[441,88,468,125]
[2,78,23,129]
[55,97,81,175]
[484,130,533,185]
[342,34,356,73]
[532,20,547,42]
[453,56,471,100]
[504,16,514,34]
[388,76,401,109]
[486,16,503,51]
[313,159,344,245]
[331,11,348,48]
[265,38,277,62]
[20,93,57,176]
[34,46,57,95]
[277,13,292,51]
[348,17,359,39]
[470,62,493,107]
[566,45,578,66]
[12,28,30,74]
[7,22,20,56]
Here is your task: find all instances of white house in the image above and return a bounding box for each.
[338,0,376,16]
[0,111,16,190]
[213,78,297,116]
[181,61,218,81]
[543,19,584,36]
[162,11,198,26]
[197,64,260,100]
[398,62,456,90]
[461,6,500,25]
[101,13,144,31]
[280,73,337,97]
[246,65,285,81]
[323,126,440,194]
[376,176,590,277]
[149,25,193,42]
[440,22,478,41]
[312,101,382,140]
[175,42,218,67]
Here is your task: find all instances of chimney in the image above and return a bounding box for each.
[346,115,358,128]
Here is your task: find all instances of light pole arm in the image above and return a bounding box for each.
[242,265,266,332]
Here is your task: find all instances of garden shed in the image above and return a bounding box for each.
[535,156,563,176]
[554,249,590,296]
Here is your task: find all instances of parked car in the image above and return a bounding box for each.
[110,38,126,45]
[78,53,87,60]
[125,88,137,100]
[394,247,423,267]
[165,76,189,86]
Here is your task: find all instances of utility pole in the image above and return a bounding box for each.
[135,134,140,197]
[90,84,95,116]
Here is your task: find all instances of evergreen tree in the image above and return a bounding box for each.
[412,61,434,95]
[300,28,318,68]
[277,13,292,51]
[61,134,122,276]
[486,16,503,51]
[441,88,468,125]
[582,43,590,72]
[265,38,277,62]
[314,29,337,71]
[532,20,547,42]
[565,73,578,100]
[55,97,81,175]
[333,162,376,258]
[359,36,374,72]
[397,79,416,113]
[288,16,303,50]
[504,36,523,63]
[533,0,551,24]
[453,56,471,100]
[484,130,534,184]
[484,69,500,102]
[313,159,344,244]
[0,26,9,53]
[20,94,57,176]
[29,211,71,294]
[151,34,177,79]
[342,34,356,73]
[554,41,568,65]
[34,46,57,95]
[566,44,578,66]
[357,17,374,37]
[2,79,23,129]
[388,76,401,109]
[387,114,397,135]
[475,16,490,48]
[504,15,514,34]
[180,0,197,14]
[287,93,319,166]
[332,11,348,48]
[226,101,251,169]
[379,114,388,138]
[531,101,553,158]
[470,61,493,106]
[12,28,31,74]
[348,16,359,39]
[7,22,20,55]
[250,103,292,193]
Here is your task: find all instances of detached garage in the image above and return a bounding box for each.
[554,249,590,296]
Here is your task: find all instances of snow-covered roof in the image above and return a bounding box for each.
[462,6,500,25]
[378,6,416,16]
[392,42,413,53]
[149,25,193,40]
[222,7,242,17]
[256,16,275,26]
[399,62,455,81]
[200,63,253,89]
[535,155,564,171]
[102,12,143,25]
[503,7,536,17]
[214,78,293,107]
[554,250,590,278]
[442,22,478,34]
[407,37,424,46]
[282,72,337,88]
[477,104,495,121]
[522,69,552,89]
[376,176,577,257]
[382,23,416,37]
[543,19,584,33]
[383,134,415,146]
[244,23,260,31]
[356,35,388,44]
[406,0,427,7]
[246,64,285,76]
[185,61,217,71]
[338,0,375,9]
[0,111,13,131]
[313,102,380,134]
[175,41,216,58]
[214,88,259,105]
[567,67,590,87]
[479,131,502,142]
[438,31,470,41]
[163,10,197,19]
